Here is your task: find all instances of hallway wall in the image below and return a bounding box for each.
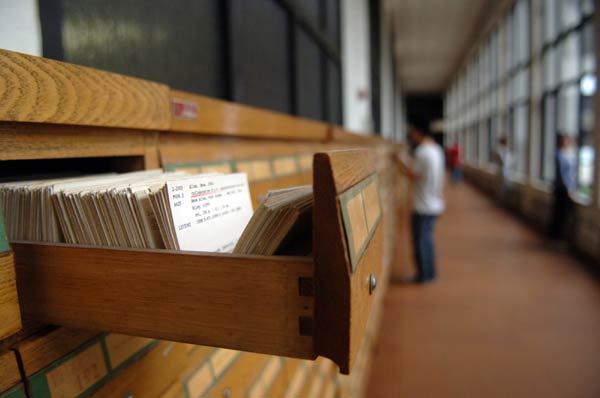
[463,165,600,264]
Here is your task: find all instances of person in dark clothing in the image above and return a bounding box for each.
[549,134,577,240]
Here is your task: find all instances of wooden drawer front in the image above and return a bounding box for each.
[1,205,21,341]
[0,251,21,341]
[313,149,388,374]
[13,243,315,361]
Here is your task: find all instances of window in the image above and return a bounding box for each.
[506,0,531,176]
[540,0,596,195]
[39,0,343,123]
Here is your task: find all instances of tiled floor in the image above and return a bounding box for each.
[366,182,600,397]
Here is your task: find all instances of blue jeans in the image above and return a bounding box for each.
[411,213,438,282]
[451,167,462,184]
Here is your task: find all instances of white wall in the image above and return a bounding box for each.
[379,4,395,140]
[0,0,42,56]
[394,82,406,142]
[341,0,373,134]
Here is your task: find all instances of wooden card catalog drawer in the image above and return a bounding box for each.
[11,149,390,375]
[313,149,387,374]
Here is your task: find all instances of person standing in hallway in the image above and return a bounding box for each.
[492,135,513,204]
[394,122,446,283]
[448,141,462,184]
[549,134,578,240]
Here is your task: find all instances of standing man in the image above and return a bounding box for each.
[549,134,577,240]
[395,122,446,283]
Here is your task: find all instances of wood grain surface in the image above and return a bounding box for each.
[0,350,21,393]
[313,150,387,375]
[0,122,150,160]
[12,242,315,360]
[0,252,21,341]
[313,152,353,374]
[90,342,208,398]
[159,132,325,166]
[326,149,378,194]
[170,90,329,141]
[15,327,100,376]
[0,49,170,130]
[203,353,271,397]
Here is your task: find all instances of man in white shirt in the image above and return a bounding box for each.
[395,123,445,283]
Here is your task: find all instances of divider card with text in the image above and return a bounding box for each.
[167,173,253,252]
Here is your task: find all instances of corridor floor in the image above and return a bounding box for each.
[366,182,600,397]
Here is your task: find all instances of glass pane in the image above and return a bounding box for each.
[508,74,516,103]
[511,104,529,174]
[479,120,489,164]
[543,0,558,44]
[557,83,580,135]
[517,0,530,63]
[543,47,557,90]
[325,0,340,48]
[508,7,516,70]
[542,95,556,181]
[582,0,595,16]
[472,127,479,161]
[295,28,324,120]
[487,116,496,164]
[560,0,582,31]
[326,60,342,124]
[579,94,595,194]
[513,68,529,102]
[559,31,581,82]
[230,0,292,113]
[296,0,320,28]
[59,0,227,97]
[501,17,511,77]
[582,22,596,74]
[491,31,499,83]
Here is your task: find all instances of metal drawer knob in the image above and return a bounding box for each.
[368,273,377,295]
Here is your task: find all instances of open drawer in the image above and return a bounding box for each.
[11,149,387,374]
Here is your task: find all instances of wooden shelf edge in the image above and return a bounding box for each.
[169,90,330,142]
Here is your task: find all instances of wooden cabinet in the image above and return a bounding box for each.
[0,49,399,395]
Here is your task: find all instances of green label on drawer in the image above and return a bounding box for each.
[339,174,382,271]
[28,335,110,398]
